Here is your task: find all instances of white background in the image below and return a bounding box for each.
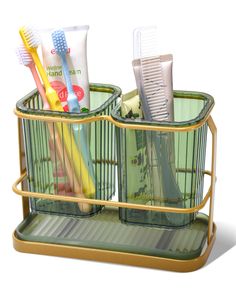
[0,0,235,294]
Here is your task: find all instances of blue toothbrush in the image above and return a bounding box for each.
[52,29,80,113]
[52,29,95,182]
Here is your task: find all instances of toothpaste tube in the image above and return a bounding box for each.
[40,25,90,112]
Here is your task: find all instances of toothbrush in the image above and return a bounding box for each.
[16,43,86,206]
[51,29,80,113]
[133,26,184,225]
[16,44,50,110]
[51,29,95,183]
[19,26,62,111]
[19,26,95,211]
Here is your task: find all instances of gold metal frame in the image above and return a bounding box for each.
[12,108,217,272]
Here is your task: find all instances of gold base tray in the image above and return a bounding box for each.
[13,223,216,272]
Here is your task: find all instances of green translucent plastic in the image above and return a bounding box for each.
[15,208,209,260]
[16,83,121,216]
[113,91,214,227]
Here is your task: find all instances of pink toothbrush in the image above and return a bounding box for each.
[17,44,50,110]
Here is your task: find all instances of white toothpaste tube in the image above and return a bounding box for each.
[40,25,90,112]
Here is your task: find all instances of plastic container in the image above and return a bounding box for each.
[113,90,214,227]
[16,83,121,216]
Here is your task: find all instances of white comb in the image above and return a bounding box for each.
[133,27,170,122]
[140,56,169,121]
[133,26,184,226]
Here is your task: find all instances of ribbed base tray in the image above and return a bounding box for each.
[15,208,209,260]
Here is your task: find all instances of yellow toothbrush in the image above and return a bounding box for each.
[19,26,95,210]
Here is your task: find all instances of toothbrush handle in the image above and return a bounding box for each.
[29,64,50,110]
[54,121,95,196]
[61,55,81,113]
[43,88,95,194]
[46,87,65,111]
[61,54,74,93]
[31,49,51,89]
[27,49,63,111]
[48,124,91,212]
[60,55,86,159]
[59,56,95,183]
[60,55,95,181]
[67,93,81,113]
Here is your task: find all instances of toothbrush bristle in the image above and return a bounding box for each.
[52,29,68,54]
[16,44,34,66]
[20,25,41,49]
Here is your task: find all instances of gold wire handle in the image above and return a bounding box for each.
[13,170,212,214]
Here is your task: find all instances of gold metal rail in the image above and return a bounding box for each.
[14,109,210,132]
[13,170,212,214]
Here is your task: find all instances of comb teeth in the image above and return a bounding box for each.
[21,25,41,48]
[16,44,33,66]
[141,56,169,121]
[52,29,68,54]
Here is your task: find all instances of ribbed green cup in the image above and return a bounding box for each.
[112,90,214,227]
[16,83,121,217]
